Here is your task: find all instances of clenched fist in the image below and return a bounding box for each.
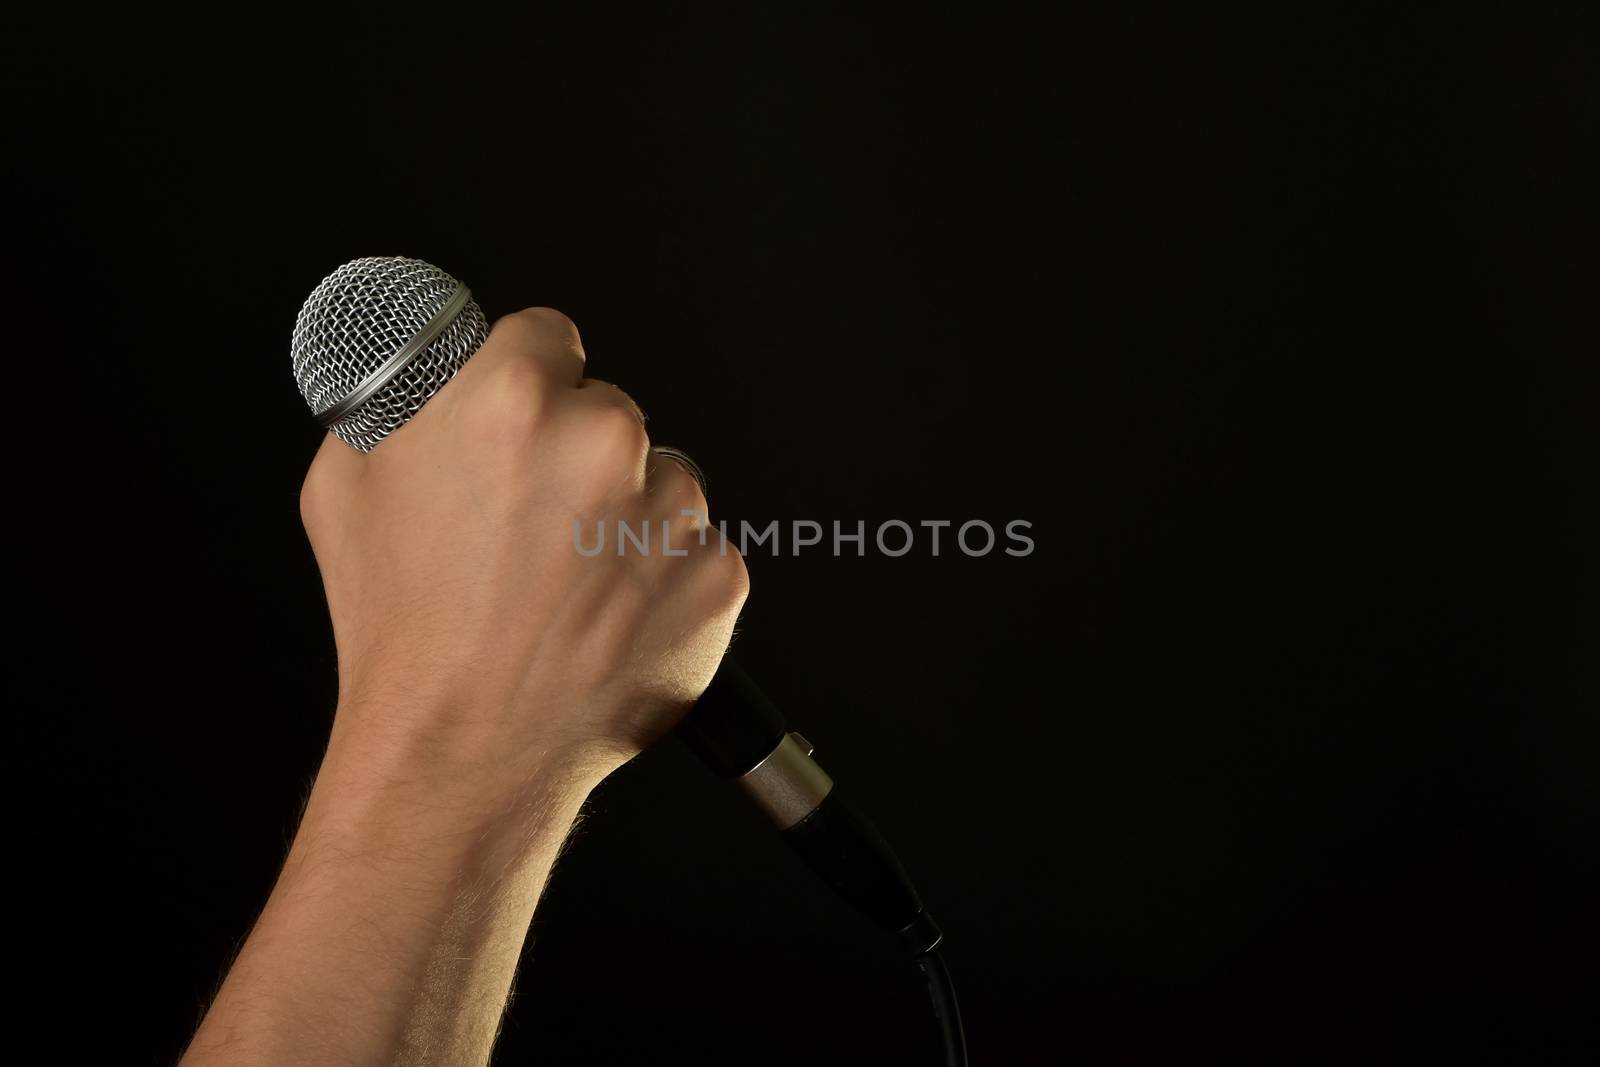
[299,306,749,789]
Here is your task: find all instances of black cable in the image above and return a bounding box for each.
[917,949,969,1067]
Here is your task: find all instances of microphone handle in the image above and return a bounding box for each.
[676,657,942,955]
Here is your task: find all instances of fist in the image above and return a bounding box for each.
[299,308,748,788]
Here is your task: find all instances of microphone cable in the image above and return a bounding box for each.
[918,948,969,1066]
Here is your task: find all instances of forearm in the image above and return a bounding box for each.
[184,713,603,1067]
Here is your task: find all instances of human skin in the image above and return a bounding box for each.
[182,308,749,1066]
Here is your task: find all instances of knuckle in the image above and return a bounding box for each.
[703,543,750,609]
[525,306,581,339]
[651,460,705,510]
[490,306,581,350]
[584,400,650,467]
[485,309,533,348]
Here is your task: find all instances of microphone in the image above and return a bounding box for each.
[289,256,946,958]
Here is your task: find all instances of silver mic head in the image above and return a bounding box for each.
[291,256,489,451]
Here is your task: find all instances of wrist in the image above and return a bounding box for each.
[330,685,620,784]
[307,694,615,865]
[276,740,596,938]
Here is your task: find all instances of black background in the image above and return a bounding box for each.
[8,6,1597,1064]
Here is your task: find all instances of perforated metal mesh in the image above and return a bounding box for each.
[291,257,489,451]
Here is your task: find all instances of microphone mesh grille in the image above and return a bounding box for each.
[291,256,488,452]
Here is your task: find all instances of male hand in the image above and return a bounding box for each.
[299,307,749,796]
[185,308,746,1066]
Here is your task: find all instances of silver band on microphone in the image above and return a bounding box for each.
[737,732,834,829]
[314,281,472,427]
